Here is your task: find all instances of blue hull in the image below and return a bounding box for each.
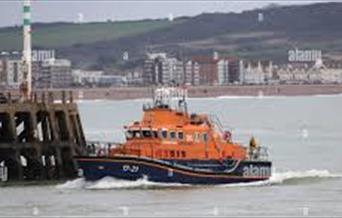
[75,156,272,185]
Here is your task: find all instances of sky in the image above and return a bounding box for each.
[0,0,330,27]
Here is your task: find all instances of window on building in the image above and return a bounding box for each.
[176,151,180,158]
[170,150,175,158]
[13,62,18,82]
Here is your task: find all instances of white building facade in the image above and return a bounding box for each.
[6,59,24,88]
[217,59,229,85]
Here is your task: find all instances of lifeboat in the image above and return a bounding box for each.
[75,87,272,185]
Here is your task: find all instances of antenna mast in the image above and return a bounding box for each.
[21,0,32,100]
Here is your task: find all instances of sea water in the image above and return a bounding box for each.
[0,95,341,216]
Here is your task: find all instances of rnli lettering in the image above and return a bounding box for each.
[122,164,139,173]
[243,165,270,177]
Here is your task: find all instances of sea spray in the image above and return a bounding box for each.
[56,176,190,190]
[268,169,342,184]
[220,169,342,188]
[56,169,342,190]
[56,178,86,189]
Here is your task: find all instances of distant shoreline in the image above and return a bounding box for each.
[3,84,342,101]
[59,84,342,100]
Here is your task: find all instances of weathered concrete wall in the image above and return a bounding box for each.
[0,91,86,181]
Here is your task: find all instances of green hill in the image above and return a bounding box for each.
[0,19,180,50]
[1,2,342,70]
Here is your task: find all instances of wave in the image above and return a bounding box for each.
[221,169,342,188]
[56,169,342,190]
[56,176,190,190]
[269,169,341,184]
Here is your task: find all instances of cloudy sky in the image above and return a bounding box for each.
[0,0,329,27]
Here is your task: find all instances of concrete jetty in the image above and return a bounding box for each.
[0,91,85,181]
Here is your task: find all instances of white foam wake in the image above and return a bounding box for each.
[56,176,189,190]
[270,169,342,183]
[56,169,342,190]
[221,169,342,188]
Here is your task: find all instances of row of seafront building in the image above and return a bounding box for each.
[141,52,342,86]
[0,50,73,89]
[0,50,126,89]
[1,50,342,89]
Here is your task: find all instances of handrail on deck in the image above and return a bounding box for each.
[248,146,269,161]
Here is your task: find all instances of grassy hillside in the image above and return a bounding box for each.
[0,19,180,50]
[1,2,342,70]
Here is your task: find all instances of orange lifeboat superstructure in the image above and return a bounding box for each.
[76,87,272,184]
[111,103,247,161]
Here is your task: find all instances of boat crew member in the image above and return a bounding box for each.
[223,131,232,143]
[249,136,259,159]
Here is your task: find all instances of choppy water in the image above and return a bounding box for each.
[1,94,342,217]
